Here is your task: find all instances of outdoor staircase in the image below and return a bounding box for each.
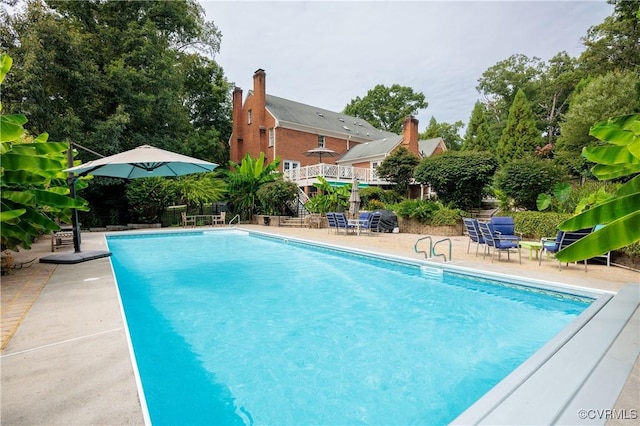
[278,217,307,228]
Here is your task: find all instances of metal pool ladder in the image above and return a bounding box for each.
[414,236,452,262]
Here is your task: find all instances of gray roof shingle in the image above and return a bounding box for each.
[263,93,396,141]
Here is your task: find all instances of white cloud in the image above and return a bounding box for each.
[201,0,612,131]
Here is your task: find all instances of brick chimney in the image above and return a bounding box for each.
[230,86,243,163]
[253,68,266,124]
[401,116,420,156]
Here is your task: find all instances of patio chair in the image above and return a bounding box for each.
[539,227,593,271]
[478,221,521,263]
[212,211,226,226]
[326,212,338,234]
[182,212,196,227]
[360,212,382,236]
[490,216,522,239]
[592,224,611,267]
[463,218,485,256]
[334,212,356,235]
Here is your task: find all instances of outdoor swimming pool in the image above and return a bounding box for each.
[107,230,595,425]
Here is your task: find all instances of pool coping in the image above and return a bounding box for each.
[107,228,639,425]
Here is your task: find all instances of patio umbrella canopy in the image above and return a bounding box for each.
[65,145,218,178]
[304,147,339,163]
[53,144,218,258]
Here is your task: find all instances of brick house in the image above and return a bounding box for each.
[230,69,446,196]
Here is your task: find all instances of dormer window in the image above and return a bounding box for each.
[318,135,325,148]
[248,109,252,124]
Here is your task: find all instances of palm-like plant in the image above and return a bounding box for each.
[227,152,281,220]
[556,114,640,263]
[1,54,89,250]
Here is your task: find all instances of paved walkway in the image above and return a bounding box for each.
[1,226,638,425]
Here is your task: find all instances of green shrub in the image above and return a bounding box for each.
[510,211,572,239]
[367,199,385,211]
[494,158,565,211]
[256,177,299,215]
[392,199,440,223]
[431,207,464,226]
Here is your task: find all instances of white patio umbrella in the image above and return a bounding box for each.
[349,176,361,218]
[65,144,218,178]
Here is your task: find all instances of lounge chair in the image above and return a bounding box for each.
[360,212,382,236]
[539,228,593,271]
[463,218,485,256]
[478,221,521,263]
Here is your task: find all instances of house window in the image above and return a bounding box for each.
[284,160,300,171]
[318,135,325,148]
[247,109,252,124]
[268,128,275,147]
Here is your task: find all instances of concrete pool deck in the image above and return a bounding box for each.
[1,225,638,425]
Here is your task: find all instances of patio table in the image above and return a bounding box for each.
[520,240,543,261]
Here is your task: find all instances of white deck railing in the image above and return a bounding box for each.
[283,164,388,186]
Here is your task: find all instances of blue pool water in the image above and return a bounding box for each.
[107,230,592,425]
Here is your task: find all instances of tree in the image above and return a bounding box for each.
[533,52,582,146]
[462,102,496,153]
[375,147,420,197]
[556,114,640,263]
[497,89,541,164]
[1,0,232,225]
[227,153,281,220]
[343,84,428,134]
[171,172,227,214]
[579,0,640,76]
[414,151,498,210]
[125,177,176,223]
[1,53,89,250]
[420,116,464,151]
[477,54,543,109]
[555,70,640,178]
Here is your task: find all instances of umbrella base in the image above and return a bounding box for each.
[39,250,112,265]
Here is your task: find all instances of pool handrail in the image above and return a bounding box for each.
[414,236,433,259]
[433,238,452,263]
[228,214,241,227]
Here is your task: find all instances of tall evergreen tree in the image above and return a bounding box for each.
[462,102,495,153]
[497,89,541,164]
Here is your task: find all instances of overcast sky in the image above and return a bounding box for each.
[200,1,613,132]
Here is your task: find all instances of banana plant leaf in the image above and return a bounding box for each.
[555,211,640,263]
[589,114,640,147]
[558,193,640,230]
[0,208,26,222]
[0,114,27,143]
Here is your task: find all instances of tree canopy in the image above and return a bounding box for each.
[375,146,421,197]
[343,84,428,134]
[1,0,233,226]
[420,117,464,151]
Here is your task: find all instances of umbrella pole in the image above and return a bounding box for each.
[67,146,82,253]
